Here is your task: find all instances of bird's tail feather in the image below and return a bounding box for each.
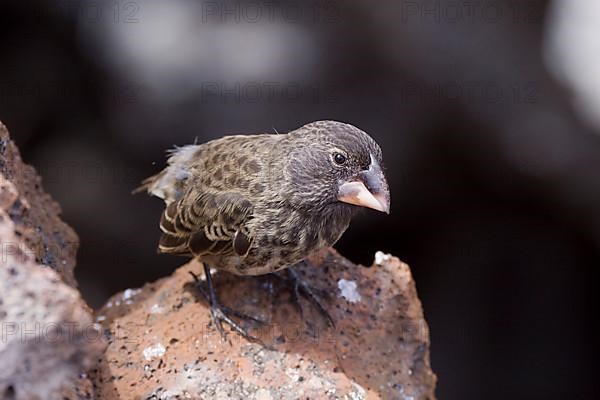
[133,144,200,202]
[131,171,165,195]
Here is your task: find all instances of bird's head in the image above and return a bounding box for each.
[284,121,390,214]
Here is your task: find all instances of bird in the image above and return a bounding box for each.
[136,120,390,342]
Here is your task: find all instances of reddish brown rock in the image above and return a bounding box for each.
[0,122,105,399]
[0,121,78,287]
[92,249,437,399]
[0,122,436,399]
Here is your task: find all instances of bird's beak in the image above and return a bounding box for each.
[337,156,390,214]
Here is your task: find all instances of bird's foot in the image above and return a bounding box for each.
[189,271,265,344]
[207,302,264,344]
[278,267,335,328]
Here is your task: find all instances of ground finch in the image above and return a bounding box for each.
[137,120,390,341]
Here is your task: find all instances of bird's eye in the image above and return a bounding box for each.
[333,153,347,165]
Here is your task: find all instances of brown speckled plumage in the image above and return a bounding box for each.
[138,120,389,276]
[137,120,390,341]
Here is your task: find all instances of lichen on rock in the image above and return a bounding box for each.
[91,249,437,399]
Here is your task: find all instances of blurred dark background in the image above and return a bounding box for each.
[1,0,598,398]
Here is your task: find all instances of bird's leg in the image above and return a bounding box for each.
[188,266,264,344]
[279,264,335,328]
[189,270,264,323]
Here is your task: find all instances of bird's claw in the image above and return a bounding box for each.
[208,303,264,345]
[188,270,266,344]
[282,267,336,328]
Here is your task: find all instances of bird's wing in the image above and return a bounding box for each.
[157,189,254,258]
[138,134,283,257]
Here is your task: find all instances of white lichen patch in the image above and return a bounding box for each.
[105,299,120,308]
[337,279,361,303]
[285,367,301,382]
[149,303,164,314]
[123,288,141,304]
[374,251,392,265]
[348,380,367,400]
[143,343,166,361]
[254,388,273,400]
